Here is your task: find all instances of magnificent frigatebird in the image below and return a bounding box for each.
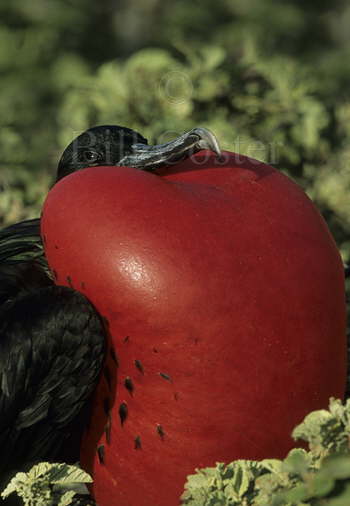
[0,125,221,504]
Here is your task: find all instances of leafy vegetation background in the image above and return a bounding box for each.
[0,0,349,262]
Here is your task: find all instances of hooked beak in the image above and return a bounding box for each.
[118,127,221,171]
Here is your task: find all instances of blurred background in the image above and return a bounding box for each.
[0,0,349,260]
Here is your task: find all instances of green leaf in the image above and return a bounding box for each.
[1,462,93,506]
[282,449,311,475]
[281,483,310,502]
[326,482,350,505]
[292,400,349,457]
[58,491,77,506]
[1,472,28,499]
[229,461,253,498]
[260,459,284,474]
[320,454,350,480]
[49,465,92,485]
[310,472,335,497]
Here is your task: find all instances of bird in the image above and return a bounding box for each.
[0,124,221,504]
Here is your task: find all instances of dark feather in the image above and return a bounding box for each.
[0,219,51,307]
[0,216,105,505]
[0,286,106,475]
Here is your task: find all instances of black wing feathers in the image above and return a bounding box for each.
[0,286,106,474]
[0,219,51,307]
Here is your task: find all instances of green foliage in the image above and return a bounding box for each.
[0,0,349,260]
[1,462,92,506]
[181,398,350,506]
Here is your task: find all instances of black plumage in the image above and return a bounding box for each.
[0,286,105,473]
[0,222,105,504]
[56,125,148,182]
[0,219,47,307]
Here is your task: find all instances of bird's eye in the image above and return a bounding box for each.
[84,150,100,163]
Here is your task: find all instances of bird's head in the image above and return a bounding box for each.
[57,125,221,181]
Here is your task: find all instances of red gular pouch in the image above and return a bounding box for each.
[41,151,346,506]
